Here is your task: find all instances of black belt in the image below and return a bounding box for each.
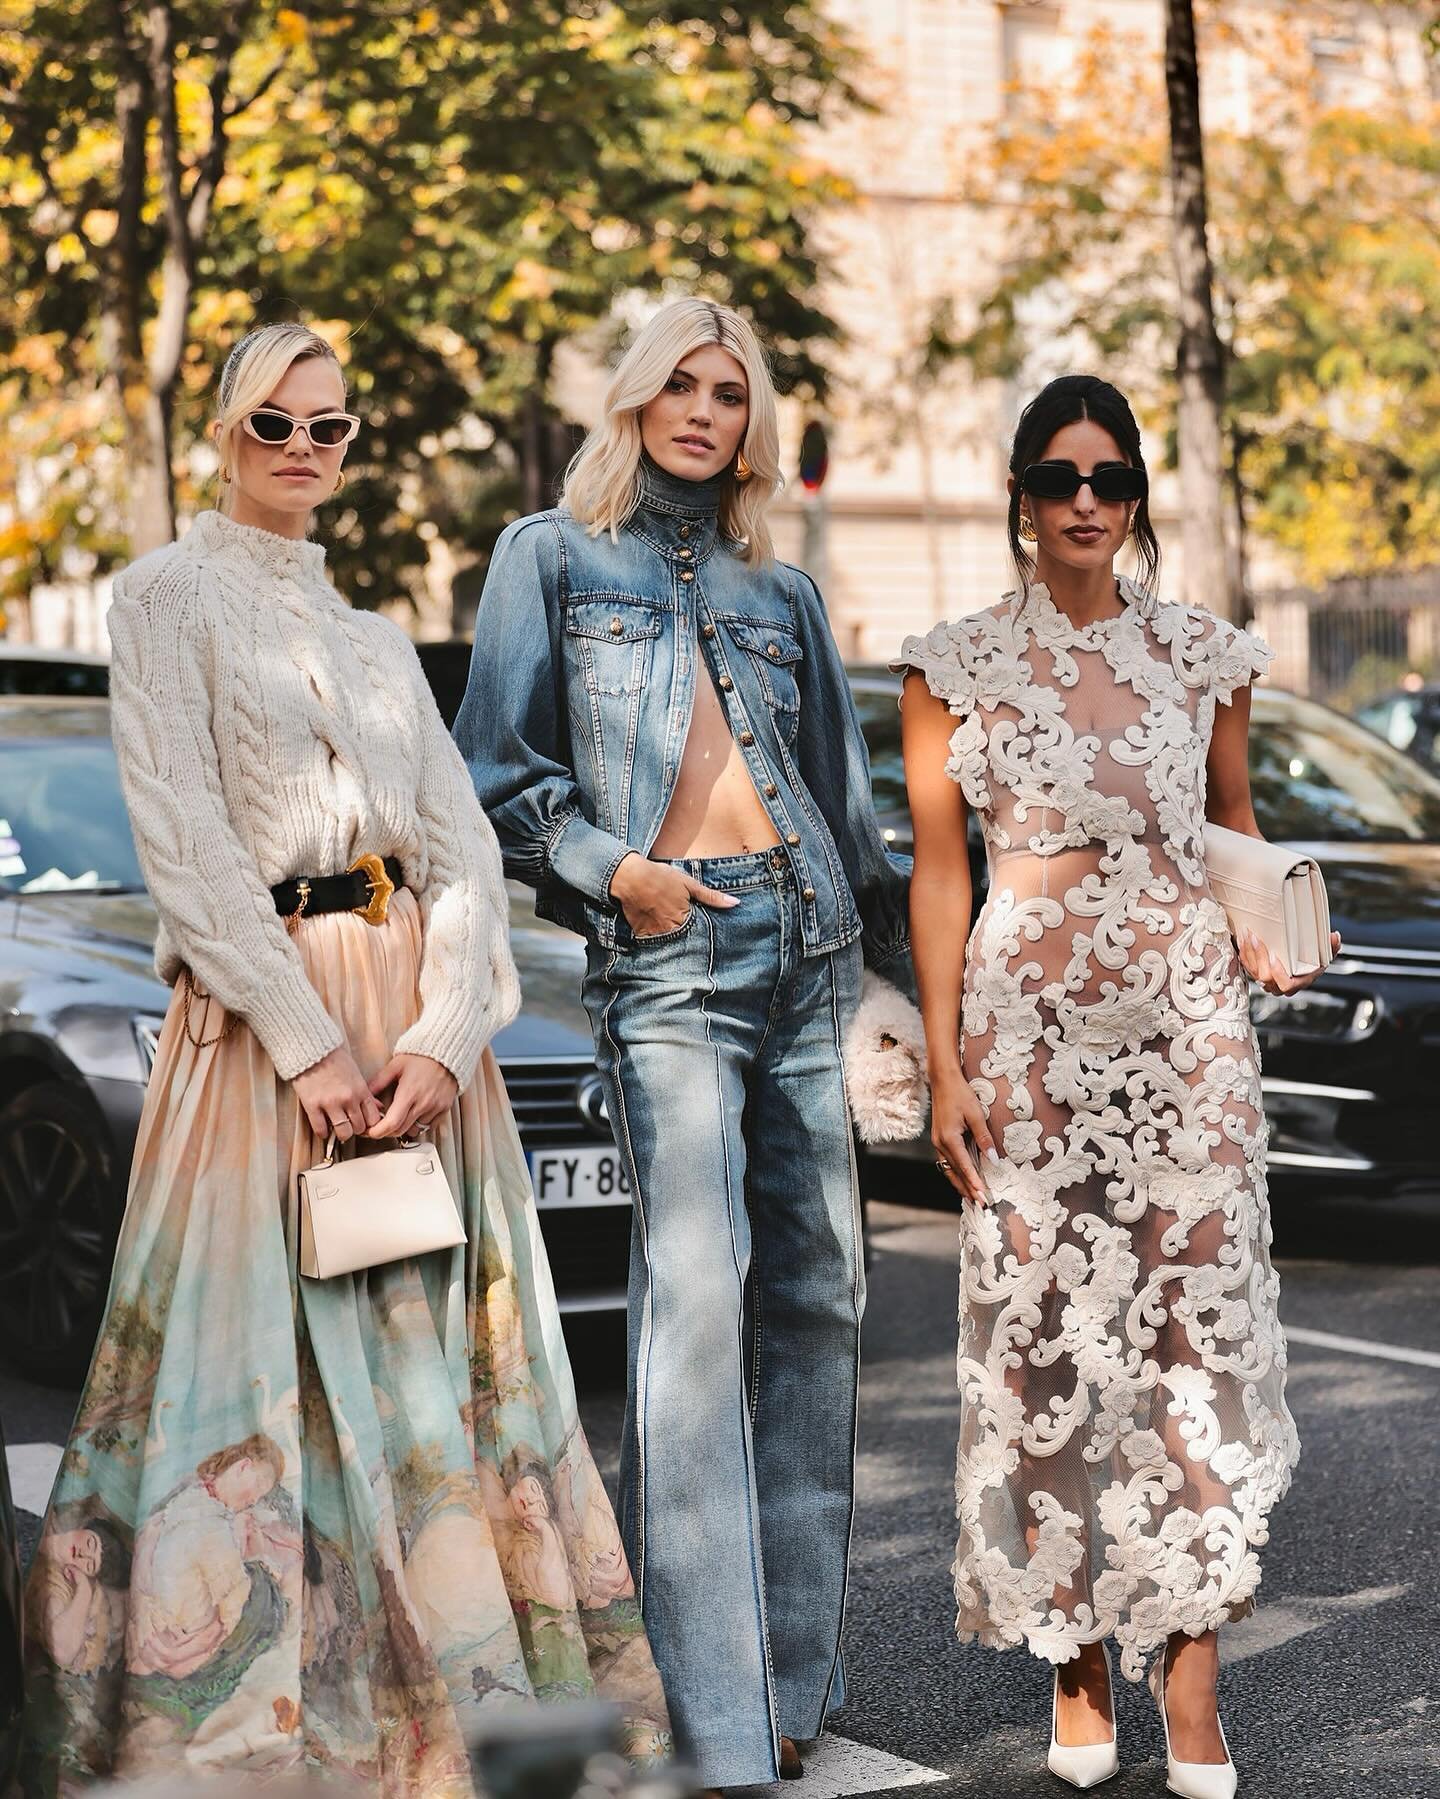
[271,855,405,927]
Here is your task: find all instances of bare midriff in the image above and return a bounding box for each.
[649,659,782,858]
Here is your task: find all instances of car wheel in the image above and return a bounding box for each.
[0,1082,118,1384]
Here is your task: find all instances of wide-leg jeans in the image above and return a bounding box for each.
[582,848,865,1787]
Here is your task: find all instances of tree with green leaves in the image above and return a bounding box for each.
[947,4,1440,596]
[1,2,855,615]
[2,3,300,558]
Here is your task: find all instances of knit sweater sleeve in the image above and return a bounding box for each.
[382,624,522,1086]
[107,551,346,1080]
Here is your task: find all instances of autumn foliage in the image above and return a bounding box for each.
[1,1,855,614]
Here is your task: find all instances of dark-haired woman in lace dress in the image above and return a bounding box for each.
[897,375,1334,1798]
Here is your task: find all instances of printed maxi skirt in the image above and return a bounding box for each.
[18,890,671,1795]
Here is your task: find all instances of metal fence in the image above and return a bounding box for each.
[1251,572,1440,708]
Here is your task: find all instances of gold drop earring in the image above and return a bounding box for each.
[1018,505,1037,543]
[332,470,347,496]
[734,452,753,483]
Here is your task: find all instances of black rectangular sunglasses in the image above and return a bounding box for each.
[1020,460,1148,503]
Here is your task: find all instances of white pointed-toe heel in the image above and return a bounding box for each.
[1048,1644,1119,1789]
[1148,1652,1237,1799]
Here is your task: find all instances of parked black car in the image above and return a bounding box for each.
[6,667,1438,1382]
[0,645,109,699]
[1356,683,1440,776]
[850,674,1440,1197]
[0,699,629,1383]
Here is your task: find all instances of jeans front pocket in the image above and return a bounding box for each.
[624,907,697,951]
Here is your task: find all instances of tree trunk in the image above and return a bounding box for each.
[134,2,195,549]
[1165,0,1238,622]
[99,26,173,555]
[124,387,178,557]
[103,2,252,554]
[519,339,576,515]
[520,357,548,517]
[1227,424,1252,627]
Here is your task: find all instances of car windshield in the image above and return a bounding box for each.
[0,659,109,698]
[1249,695,1440,842]
[0,739,145,893]
[1356,692,1440,766]
[846,678,1440,846]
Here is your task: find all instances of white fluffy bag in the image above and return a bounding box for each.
[842,972,930,1143]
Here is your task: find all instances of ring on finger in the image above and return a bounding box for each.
[935,1155,953,1172]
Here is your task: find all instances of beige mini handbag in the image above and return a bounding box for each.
[297,1133,465,1280]
[1203,822,1335,978]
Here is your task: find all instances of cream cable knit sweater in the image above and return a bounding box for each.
[107,508,520,1085]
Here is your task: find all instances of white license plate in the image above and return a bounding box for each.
[528,1146,632,1208]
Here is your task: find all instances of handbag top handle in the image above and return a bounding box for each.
[317,1130,426,1167]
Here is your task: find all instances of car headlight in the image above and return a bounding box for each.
[132,1013,168,1080]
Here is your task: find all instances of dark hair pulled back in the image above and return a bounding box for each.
[1007,374,1161,600]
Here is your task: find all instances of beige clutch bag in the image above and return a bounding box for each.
[1203,822,1334,977]
[297,1134,465,1280]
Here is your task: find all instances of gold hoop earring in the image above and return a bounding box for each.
[332,469,347,496]
[734,452,753,484]
[1018,507,1037,543]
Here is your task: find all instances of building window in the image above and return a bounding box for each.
[1000,2,1065,111]
[1310,32,1362,109]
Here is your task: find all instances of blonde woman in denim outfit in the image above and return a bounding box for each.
[457,299,910,1790]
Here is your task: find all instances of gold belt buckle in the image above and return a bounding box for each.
[348,853,394,926]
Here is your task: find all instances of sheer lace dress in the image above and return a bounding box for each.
[897,579,1300,1680]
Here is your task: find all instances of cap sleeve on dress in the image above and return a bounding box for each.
[891,620,978,714]
[1209,618,1274,706]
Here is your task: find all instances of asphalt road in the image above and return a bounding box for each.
[5,1186,1438,1799]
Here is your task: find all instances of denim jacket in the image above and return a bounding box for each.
[455,459,911,976]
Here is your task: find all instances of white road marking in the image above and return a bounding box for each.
[731,1735,948,1798]
[6,1440,62,1515]
[1287,1326,1440,1371]
[1220,1583,1410,1664]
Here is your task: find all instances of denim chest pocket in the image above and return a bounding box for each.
[723,619,804,723]
[566,596,663,696]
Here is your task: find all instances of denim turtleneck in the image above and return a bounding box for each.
[633,454,727,557]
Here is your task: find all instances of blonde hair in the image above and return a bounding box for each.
[214,323,345,514]
[561,299,783,564]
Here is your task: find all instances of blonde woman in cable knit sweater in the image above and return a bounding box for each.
[20,324,671,1796]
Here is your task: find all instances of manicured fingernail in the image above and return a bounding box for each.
[986,1148,1000,1165]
